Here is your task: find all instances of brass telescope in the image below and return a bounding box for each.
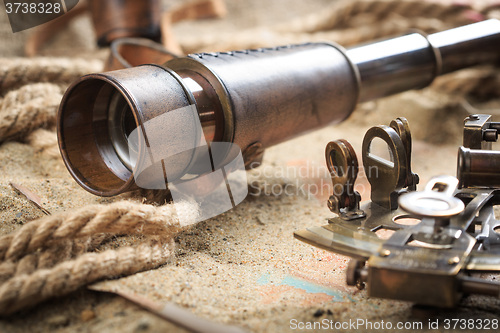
[58,20,500,196]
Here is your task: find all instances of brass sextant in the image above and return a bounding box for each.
[295,115,500,308]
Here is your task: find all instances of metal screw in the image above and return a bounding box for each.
[380,249,391,257]
[448,256,460,265]
[464,114,480,124]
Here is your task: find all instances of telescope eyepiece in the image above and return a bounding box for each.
[58,65,195,196]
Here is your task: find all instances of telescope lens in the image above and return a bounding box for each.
[108,90,139,171]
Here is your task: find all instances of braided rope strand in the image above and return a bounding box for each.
[0,239,175,315]
[0,200,198,262]
[276,0,474,33]
[0,83,63,142]
[0,57,102,92]
[0,235,110,284]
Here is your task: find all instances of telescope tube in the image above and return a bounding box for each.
[58,20,500,196]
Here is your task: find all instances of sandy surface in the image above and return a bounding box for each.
[1,0,500,332]
[2,92,499,332]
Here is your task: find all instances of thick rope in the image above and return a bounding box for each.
[0,239,175,315]
[0,83,63,142]
[0,57,102,92]
[0,235,110,284]
[0,200,198,262]
[275,0,475,33]
[0,57,102,142]
[0,201,198,314]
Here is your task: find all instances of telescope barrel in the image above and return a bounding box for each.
[350,19,500,101]
[57,20,500,196]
